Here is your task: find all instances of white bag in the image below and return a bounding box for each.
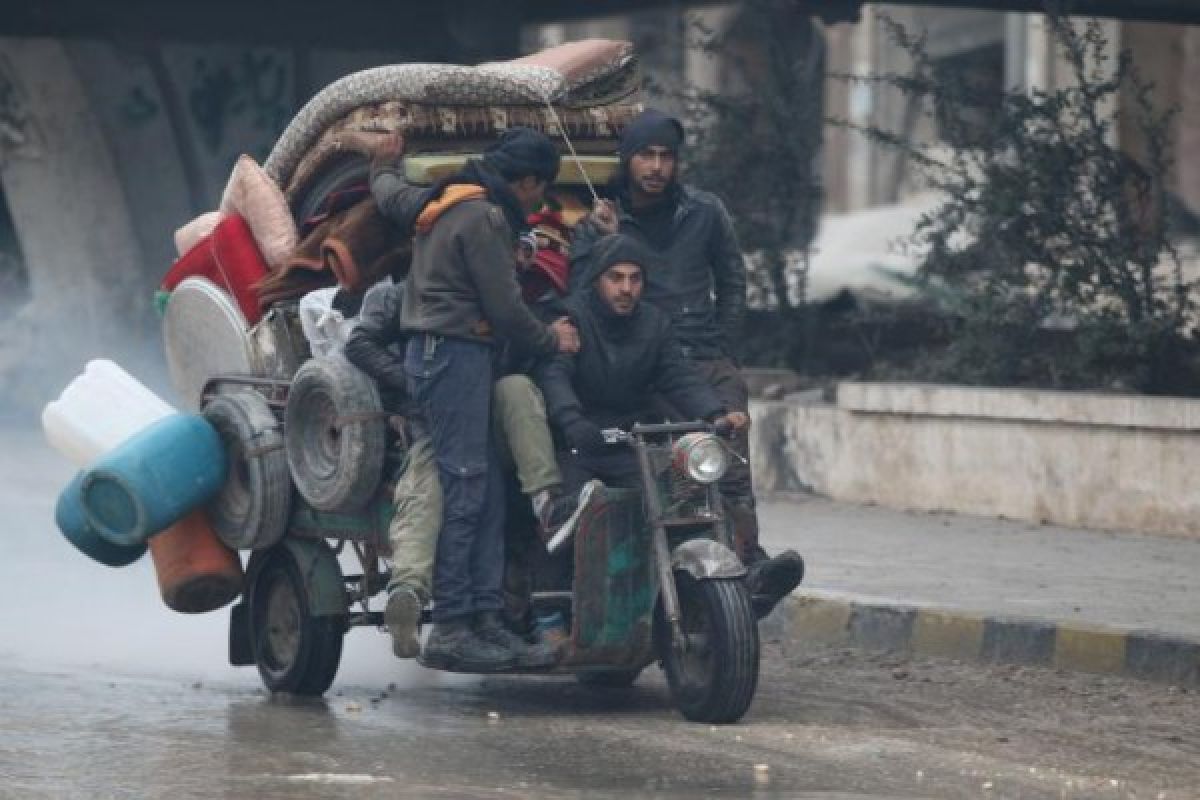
[298,288,356,358]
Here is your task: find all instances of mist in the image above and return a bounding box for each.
[0,418,470,692]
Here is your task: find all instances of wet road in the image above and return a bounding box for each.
[3,428,1199,799]
[3,642,1200,800]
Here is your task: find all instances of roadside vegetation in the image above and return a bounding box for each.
[687,2,1199,395]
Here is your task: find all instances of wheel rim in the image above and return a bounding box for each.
[226,447,253,521]
[260,571,302,676]
[297,387,339,483]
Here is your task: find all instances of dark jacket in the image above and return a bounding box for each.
[538,291,723,434]
[343,279,409,413]
[499,289,565,377]
[398,190,556,355]
[372,162,562,373]
[371,163,433,232]
[569,184,747,360]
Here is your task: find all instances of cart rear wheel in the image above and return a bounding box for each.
[248,545,345,695]
[655,574,759,724]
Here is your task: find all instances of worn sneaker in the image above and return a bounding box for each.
[543,480,604,554]
[419,618,517,673]
[474,611,559,670]
[533,486,571,542]
[384,585,424,659]
[745,549,805,620]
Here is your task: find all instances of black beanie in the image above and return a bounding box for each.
[618,109,684,163]
[482,127,561,183]
[580,233,661,289]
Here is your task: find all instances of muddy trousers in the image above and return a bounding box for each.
[405,335,505,623]
[387,374,561,607]
[492,375,561,495]
[693,357,760,563]
[386,435,440,604]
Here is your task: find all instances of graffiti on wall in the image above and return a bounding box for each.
[118,85,159,127]
[188,51,290,160]
[116,49,291,164]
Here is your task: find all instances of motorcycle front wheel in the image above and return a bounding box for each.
[655,573,759,724]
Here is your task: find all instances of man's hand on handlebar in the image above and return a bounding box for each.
[550,317,581,354]
[565,418,606,454]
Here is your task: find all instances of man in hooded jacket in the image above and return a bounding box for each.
[540,233,746,502]
[569,109,804,618]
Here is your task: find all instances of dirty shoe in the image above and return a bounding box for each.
[474,611,559,670]
[745,549,805,620]
[419,617,517,673]
[384,585,423,659]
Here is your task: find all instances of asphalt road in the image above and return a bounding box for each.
[3,428,1198,799]
[2,640,1198,799]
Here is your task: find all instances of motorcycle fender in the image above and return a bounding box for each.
[248,538,346,618]
[670,539,746,580]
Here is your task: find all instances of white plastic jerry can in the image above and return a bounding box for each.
[41,359,176,466]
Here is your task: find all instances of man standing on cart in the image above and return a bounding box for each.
[398,128,579,672]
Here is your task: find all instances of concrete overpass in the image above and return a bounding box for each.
[1,2,1197,53]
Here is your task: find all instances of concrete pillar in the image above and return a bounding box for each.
[1177,29,1200,215]
[1004,13,1028,91]
[684,5,738,95]
[0,39,144,342]
[1119,22,1184,188]
[846,11,875,211]
[821,21,857,213]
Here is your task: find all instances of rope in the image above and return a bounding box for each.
[542,98,600,204]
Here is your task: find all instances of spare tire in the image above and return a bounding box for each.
[285,356,385,510]
[203,391,291,550]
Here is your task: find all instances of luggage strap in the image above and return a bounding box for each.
[332,411,390,430]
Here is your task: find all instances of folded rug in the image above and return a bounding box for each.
[264,40,639,188]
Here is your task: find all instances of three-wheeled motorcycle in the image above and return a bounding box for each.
[207,358,759,724]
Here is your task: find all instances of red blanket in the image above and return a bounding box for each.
[162,214,269,325]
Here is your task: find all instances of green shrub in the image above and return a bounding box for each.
[846,8,1197,394]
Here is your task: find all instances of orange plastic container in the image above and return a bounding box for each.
[148,509,244,613]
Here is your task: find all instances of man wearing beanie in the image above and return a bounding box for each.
[367,127,580,672]
[569,109,805,620]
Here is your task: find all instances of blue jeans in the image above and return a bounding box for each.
[405,335,505,623]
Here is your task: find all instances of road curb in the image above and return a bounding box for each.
[762,589,1200,686]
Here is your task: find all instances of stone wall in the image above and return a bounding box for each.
[750,382,1200,537]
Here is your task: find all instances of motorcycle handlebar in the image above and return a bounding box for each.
[600,421,715,444]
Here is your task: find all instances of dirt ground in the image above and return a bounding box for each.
[757,637,1200,798]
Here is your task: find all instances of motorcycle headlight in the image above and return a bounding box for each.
[672,432,729,485]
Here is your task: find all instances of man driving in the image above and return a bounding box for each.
[538,233,748,504]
